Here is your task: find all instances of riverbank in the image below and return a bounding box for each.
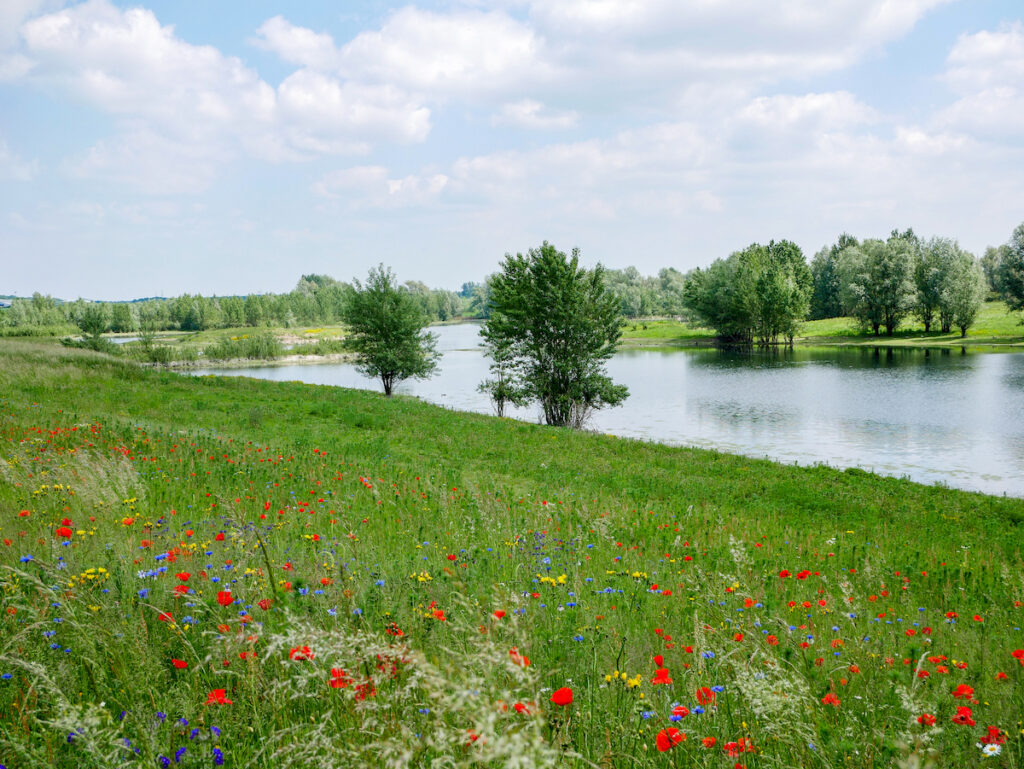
[2,338,1023,769]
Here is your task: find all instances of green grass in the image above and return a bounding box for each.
[0,340,1022,768]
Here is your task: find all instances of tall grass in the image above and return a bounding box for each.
[203,332,284,361]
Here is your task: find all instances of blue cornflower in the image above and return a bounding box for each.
[212,747,224,766]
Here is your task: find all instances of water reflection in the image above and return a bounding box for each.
[190,324,1024,497]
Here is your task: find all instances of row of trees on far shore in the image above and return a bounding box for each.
[3,224,1024,343]
[809,229,987,337]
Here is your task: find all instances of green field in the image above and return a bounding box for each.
[1,341,1022,768]
[620,301,1024,349]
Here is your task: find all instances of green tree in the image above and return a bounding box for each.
[939,249,985,337]
[839,238,915,336]
[110,303,136,333]
[810,233,856,319]
[75,303,108,338]
[914,237,955,332]
[682,241,810,345]
[341,266,440,397]
[980,245,1006,296]
[997,222,1024,314]
[480,242,628,429]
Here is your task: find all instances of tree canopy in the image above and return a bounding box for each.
[480,242,628,428]
[341,266,440,397]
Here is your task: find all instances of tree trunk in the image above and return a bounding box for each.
[872,323,880,336]
[382,376,393,397]
[960,326,967,338]
[923,321,931,332]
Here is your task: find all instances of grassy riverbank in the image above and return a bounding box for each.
[1,340,1022,768]
[620,300,1024,349]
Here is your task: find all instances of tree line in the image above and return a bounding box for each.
[3,222,1024,343]
[684,222,1024,343]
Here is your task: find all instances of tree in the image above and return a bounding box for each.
[939,249,985,337]
[682,240,810,345]
[997,222,1024,314]
[480,242,628,429]
[75,303,108,339]
[839,238,915,335]
[341,265,440,397]
[980,246,1006,296]
[810,233,856,320]
[110,303,136,333]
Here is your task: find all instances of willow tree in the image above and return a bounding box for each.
[480,242,628,429]
[341,265,439,396]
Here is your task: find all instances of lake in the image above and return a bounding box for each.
[190,323,1024,497]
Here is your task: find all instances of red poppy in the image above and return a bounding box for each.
[951,684,974,700]
[493,610,506,619]
[176,572,190,581]
[701,737,716,748]
[171,658,188,669]
[951,706,975,726]
[672,705,689,719]
[651,668,673,685]
[173,585,188,596]
[216,591,233,607]
[214,532,225,541]
[979,726,1005,746]
[289,646,314,661]
[513,702,532,714]
[550,687,573,706]
[157,612,173,622]
[205,689,233,705]
[916,713,936,726]
[257,598,272,610]
[328,668,351,688]
[696,686,716,705]
[821,693,840,707]
[656,727,685,752]
[55,527,73,539]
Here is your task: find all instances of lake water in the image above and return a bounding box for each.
[190,323,1024,497]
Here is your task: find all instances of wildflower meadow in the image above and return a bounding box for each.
[0,342,1022,768]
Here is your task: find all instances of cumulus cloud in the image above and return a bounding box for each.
[940,22,1024,141]
[491,99,578,129]
[12,0,433,190]
[314,165,449,208]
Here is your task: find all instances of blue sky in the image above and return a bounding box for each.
[1,0,1023,300]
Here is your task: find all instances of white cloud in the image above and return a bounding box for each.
[940,22,1024,141]
[338,7,550,96]
[12,0,433,191]
[252,15,339,71]
[314,165,448,208]
[491,99,578,129]
[737,92,878,130]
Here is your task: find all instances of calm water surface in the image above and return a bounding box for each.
[191,323,1024,497]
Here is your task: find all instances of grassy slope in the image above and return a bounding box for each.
[1,341,1022,768]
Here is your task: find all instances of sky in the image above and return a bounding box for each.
[1,0,1023,300]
